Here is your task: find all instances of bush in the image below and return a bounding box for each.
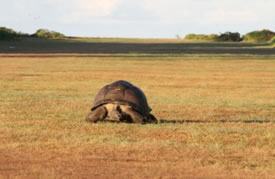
[0,27,17,40]
[271,36,275,46]
[33,29,65,39]
[184,32,241,42]
[184,33,218,41]
[208,34,219,40]
[216,32,242,42]
[243,29,275,42]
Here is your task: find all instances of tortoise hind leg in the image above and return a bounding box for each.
[86,106,107,123]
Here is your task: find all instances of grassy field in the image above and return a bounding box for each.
[1,37,275,178]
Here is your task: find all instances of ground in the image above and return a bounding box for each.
[0,37,275,178]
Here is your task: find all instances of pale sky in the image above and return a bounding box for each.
[1,0,274,38]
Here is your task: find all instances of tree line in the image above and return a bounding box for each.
[184,29,275,43]
[0,27,65,40]
[1,26,275,45]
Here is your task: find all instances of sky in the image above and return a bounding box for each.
[1,0,275,38]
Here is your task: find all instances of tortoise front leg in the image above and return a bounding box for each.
[146,114,158,124]
[86,106,107,123]
[123,107,144,123]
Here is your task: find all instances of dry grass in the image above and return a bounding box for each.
[1,39,275,178]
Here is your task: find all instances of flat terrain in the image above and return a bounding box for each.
[1,38,275,178]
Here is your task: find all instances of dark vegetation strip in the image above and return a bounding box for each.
[96,119,275,125]
[1,38,275,55]
[157,119,274,124]
[98,119,274,124]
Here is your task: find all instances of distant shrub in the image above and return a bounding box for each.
[184,34,207,40]
[215,32,242,42]
[184,33,218,41]
[243,29,275,42]
[208,34,219,40]
[33,29,65,39]
[271,36,275,46]
[0,27,17,40]
[184,32,241,42]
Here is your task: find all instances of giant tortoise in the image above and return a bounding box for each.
[86,80,157,123]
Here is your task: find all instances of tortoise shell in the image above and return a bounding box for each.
[91,80,152,116]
